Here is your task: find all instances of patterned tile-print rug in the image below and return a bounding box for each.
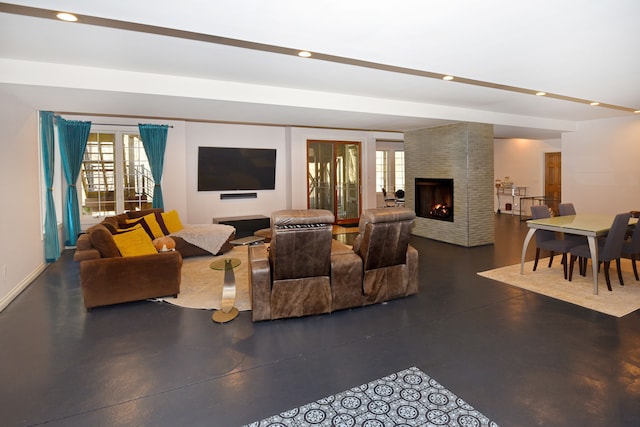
[244,366,499,426]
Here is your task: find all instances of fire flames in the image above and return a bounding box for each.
[429,204,451,217]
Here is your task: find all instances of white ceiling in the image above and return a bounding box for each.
[1,0,639,139]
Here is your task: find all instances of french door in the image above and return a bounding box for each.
[80,131,153,224]
[307,140,361,225]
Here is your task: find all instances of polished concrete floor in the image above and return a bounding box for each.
[1,214,639,426]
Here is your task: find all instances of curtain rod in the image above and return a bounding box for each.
[92,123,174,128]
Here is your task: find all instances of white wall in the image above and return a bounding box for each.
[0,94,48,310]
[563,116,640,214]
[494,115,640,216]
[184,123,288,224]
[493,138,562,213]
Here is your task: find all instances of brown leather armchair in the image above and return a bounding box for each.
[249,209,336,321]
[352,207,419,305]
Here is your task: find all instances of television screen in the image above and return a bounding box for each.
[197,147,277,191]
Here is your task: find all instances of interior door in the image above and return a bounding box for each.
[307,140,361,224]
[545,152,561,214]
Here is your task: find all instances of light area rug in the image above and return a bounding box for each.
[156,245,251,311]
[244,366,499,426]
[478,258,640,317]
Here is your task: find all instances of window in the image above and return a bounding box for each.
[375,142,404,197]
[394,151,405,193]
[375,150,388,192]
[80,131,153,223]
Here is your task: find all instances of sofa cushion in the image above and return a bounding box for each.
[115,223,144,234]
[87,224,121,258]
[99,216,120,234]
[127,208,163,219]
[113,213,129,225]
[120,217,153,239]
[112,226,158,257]
[161,210,184,233]
[125,213,165,239]
[127,209,169,235]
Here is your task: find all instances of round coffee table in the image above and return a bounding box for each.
[210,258,241,323]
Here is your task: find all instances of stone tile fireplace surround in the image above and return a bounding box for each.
[404,122,494,247]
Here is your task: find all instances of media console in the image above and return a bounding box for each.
[213,214,270,238]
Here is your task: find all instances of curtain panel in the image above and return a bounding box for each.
[138,124,169,209]
[57,117,91,246]
[40,111,61,261]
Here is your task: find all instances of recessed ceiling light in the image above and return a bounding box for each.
[590,101,600,106]
[56,12,78,22]
[535,91,546,96]
[442,75,454,81]
[298,51,312,58]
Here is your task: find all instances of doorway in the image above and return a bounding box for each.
[307,140,361,225]
[544,152,561,214]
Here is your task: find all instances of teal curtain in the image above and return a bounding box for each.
[40,111,60,261]
[138,124,169,209]
[57,117,91,246]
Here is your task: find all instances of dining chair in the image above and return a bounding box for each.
[558,203,576,216]
[568,212,632,291]
[381,188,396,207]
[394,189,405,207]
[530,205,581,279]
[558,202,588,270]
[621,223,640,281]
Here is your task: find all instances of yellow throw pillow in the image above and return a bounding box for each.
[126,212,164,239]
[112,226,158,257]
[161,210,184,233]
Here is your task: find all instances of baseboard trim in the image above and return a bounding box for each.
[0,262,48,312]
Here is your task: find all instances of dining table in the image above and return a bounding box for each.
[520,214,622,295]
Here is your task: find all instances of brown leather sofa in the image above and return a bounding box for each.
[352,207,419,304]
[248,207,417,321]
[248,209,362,321]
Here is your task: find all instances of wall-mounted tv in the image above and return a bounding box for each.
[197,146,277,191]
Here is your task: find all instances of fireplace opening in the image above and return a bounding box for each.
[415,178,454,222]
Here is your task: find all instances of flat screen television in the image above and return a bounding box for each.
[197,146,277,191]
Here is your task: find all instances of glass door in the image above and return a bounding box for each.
[80,131,153,225]
[307,140,361,224]
[335,143,360,222]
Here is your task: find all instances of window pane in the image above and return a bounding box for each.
[394,151,405,192]
[376,150,387,193]
[307,142,334,211]
[123,134,153,211]
[81,132,115,217]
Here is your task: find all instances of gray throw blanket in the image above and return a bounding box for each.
[171,224,235,255]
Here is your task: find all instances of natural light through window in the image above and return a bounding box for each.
[80,132,152,223]
[395,151,405,193]
[375,150,387,192]
[375,143,405,206]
